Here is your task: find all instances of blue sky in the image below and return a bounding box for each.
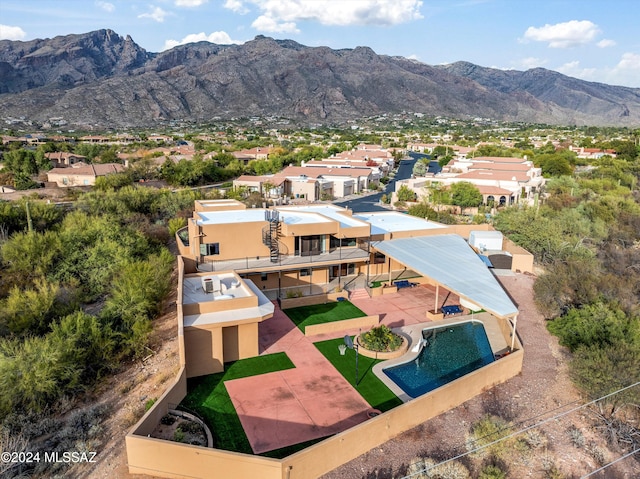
[1,0,639,87]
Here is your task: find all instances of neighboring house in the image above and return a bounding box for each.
[397,156,545,207]
[569,146,617,159]
[234,165,377,202]
[407,143,477,159]
[78,135,111,143]
[232,175,287,198]
[231,146,275,165]
[47,163,125,187]
[148,135,173,143]
[44,151,87,168]
[275,165,376,199]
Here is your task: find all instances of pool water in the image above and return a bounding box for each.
[383,321,495,398]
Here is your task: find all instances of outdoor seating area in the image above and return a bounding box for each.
[394,279,418,289]
[440,305,463,316]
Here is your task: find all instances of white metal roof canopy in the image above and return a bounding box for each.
[371,234,518,319]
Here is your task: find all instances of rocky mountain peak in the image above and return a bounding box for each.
[0,29,639,128]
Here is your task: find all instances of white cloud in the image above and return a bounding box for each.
[224,0,423,33]
[517,57,547,70]
[175,0,208,6]
[597,38,616,48]
[95,1,115,12]
[252,15,300,34]
[138,6,170,23]
[163,31,245,50]
[224,0,249,14]
[522,20,600,48]
[606,52,640,87]
[0,24,27,40]
[555,60,597,80]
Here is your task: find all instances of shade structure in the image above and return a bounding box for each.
[371,234,518,319]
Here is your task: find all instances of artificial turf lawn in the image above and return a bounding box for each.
[314,338,403,412]
[179,353,296,456]
[284,301,367,333]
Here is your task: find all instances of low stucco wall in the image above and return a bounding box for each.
[127,256,524,479]
[281,347,523,478]
[304,315,379,336]
[503,238,534,273]
[356,335,409,360]
[128,367,187,438]
[280,291,349,309]
[127,339,523,479]
[126,435,282,479]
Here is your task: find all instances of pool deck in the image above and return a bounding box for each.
[372,313,510,402]
[227,286,511,454]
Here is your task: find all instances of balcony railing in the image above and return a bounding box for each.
[198,246,370,273]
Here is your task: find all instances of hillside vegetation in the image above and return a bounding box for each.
[0,187,202,477]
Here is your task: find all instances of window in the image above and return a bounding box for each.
[347,263,355,275]
[261,273,268,281]
[330,236,357,250]
[300,268,311,277]
[374,252,386,264]
[200,243,220,255]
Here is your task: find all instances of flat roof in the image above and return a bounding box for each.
[196,209,266,225]
[279,205,369,229]
[354,212,446,235]
[371,234,518,318]
[182,273,251,304]
[183,280,274,327]
[197,208,333,226]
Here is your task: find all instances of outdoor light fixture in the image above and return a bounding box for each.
[343,334,359,387]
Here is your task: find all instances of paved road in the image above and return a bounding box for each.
[333,151,434,213]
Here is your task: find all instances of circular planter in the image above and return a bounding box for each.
[356,334,409,360]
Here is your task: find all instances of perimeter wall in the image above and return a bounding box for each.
[126,257,524,479]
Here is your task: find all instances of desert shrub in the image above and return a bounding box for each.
[547,302,638,352]
[359,325,402,352]
[478,464,507,479]
[586,441,607,466]
[144,398,157,411]
[467,415,528,460]
[524,428,548,450]
[540,453,566,479]
[569,343,640,416]
[568,426,585,448]
[179,420,204,435]
[407,457,470,479]
[168,217,187,237]
[161,415,176,426]
[1,411,59,440]
[173,428,185,443]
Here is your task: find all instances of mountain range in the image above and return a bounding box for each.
[1,29,639,129]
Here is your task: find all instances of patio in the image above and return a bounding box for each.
[222,284,465,454]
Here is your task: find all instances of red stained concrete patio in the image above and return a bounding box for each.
[226,284,461,454]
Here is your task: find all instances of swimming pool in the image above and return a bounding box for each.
[382,321,495,399]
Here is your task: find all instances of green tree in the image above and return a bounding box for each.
[407,201,439,221]
[412,159,428,177]
[450,182,483,214]
[397,184,416,202]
